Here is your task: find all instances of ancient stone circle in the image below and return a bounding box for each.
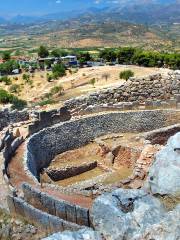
[0,71,180,239]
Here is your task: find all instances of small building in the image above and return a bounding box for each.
[61,55,78,67]
[38,57,59,64]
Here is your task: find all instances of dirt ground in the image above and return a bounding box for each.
[49,132,142,187]
[0,65,170,109]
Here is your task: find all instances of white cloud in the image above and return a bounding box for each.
[94,0,101,4]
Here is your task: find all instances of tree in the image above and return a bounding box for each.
[99,49,116,62]
[120,70,134,81]
[51,49,68,57]
[117,47,135,64]
[2,51,11,61]
[0,60,19,75]
[52,64,66,78]
[51,49,61,58]
[44,59,52,68]
[38,46,49,58]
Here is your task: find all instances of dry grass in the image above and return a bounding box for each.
[0,65,170,109]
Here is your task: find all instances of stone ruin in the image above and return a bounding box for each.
[0,71,180,239]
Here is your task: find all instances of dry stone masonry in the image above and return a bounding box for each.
[26,109,180,180]
[0,71,180,239]
[64,72,180,111]
[0,108,29,131]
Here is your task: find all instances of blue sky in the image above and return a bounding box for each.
[0,0,105,16]
[0,0,176,16]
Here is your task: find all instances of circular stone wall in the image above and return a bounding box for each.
[26,110,180,179]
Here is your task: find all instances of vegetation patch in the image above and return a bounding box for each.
[0,88,27,110]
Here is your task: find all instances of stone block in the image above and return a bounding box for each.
[62,219,84,231]
[13,197,26,218]
[48,215,64,233]
[66,203,77,223]
[41,193,56,216]
[54,199,67,220]
[76,206,90,227]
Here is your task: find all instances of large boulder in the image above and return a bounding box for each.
[91,189,165,240]
[145,132,180,197]
[133,204,180,240]
[43,229,102,240]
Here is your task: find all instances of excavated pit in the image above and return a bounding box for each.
[47,133,141,188]
[24,110,180,194]
[2,108,179,235]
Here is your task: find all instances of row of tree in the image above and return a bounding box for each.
[99,47,180,69]
[39,46,180,69]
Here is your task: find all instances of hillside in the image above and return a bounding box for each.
[0,0,179,52]
[0,20,179,52]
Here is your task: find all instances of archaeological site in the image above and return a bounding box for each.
[0,71,180,240]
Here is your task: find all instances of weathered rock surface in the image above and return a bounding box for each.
[133,204,180,240]
[91,189,165,240]
[43,229,102,240]
[145,132,180,197]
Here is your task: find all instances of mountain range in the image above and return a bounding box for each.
[0,0,179,52]
[0,0,179,25]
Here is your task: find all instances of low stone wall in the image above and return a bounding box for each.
[0,107,71,134]
[0,129,24,176]
[22,183,91,227]
[64,72,180,110]
[26,109,180,179]
[7,195,85,234]
[143,124,180,145]
[28,107,71,135]
[0,108,29,131]
[47,161,97,181]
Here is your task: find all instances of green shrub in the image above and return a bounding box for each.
[46,73,53,82]
[38,99,56,106]
[0,76,12,85]
[0,88,27,110]
[9,84,21,93]
[50,85,64,95]
[22,74,33,85]
[52,72,60,80]
[0,60,19,75]
[38,45,49,58]
[89,78,96,87]
[120,70,134,81]
[11,97,27,110]
[52,64,66,78]
[0,89,11,103]
[2,51,11,61]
